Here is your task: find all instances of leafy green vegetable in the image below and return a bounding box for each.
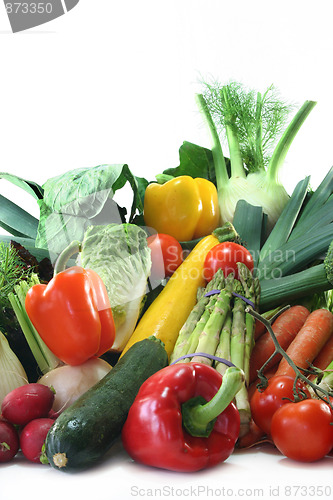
[78,223,152,351]
[156,140,231,186]
[34,164,146,255]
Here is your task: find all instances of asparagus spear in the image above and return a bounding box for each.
[170,269,225,363]
[231,265,260,436]
[228,279,251,435]
[182,294,220,360]
[230,280,246,372]
[191,273,234,366]
[237,262,258,385]
[214,309,232,375]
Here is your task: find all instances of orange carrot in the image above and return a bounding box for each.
[254,306,285,341]
[275,309,333,378]
[249,305,310,383]
[310,334,333,379]
[237,419,267,449]
[254,320,266,341]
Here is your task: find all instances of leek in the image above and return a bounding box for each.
[258,169,333,311]
[197,81,316,233]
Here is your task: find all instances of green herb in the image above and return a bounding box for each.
[0,242,32,308]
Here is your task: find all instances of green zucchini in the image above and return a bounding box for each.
[45,336,168,472]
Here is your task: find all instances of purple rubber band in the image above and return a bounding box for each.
[170,352,236,366]
[204,289,255,309]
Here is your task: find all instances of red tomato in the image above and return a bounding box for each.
[250,375,310,435]
[203,242,254,282]
[147,233,183,279]
[271,399,333,462]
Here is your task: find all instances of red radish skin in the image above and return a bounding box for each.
[20,418,54,463]
[0,419,20,463]
[1,383,55,426]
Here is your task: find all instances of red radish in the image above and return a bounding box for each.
[1,383,55,426]
[20,418,54,463]
[0,419,19,462]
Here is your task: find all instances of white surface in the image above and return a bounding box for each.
[1,1,333,498]
[2,441,333,500]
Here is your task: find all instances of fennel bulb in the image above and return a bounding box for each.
[197,81,316,233]
[0,331,28,405]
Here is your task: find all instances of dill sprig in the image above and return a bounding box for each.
[0,242,33,307]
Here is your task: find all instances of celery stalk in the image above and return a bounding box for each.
[8,275,60,374]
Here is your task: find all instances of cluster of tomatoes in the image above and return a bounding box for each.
[147,233,252,281]
[0,383,57,464]
[250,375,333,462]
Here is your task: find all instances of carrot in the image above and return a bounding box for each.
[275,308,333,378]
[254,306,285,341]
[236,419,267,449]
[317,336,333,367]
[249,305,310,383]
[254,320,266,341]
[310,334,333,379]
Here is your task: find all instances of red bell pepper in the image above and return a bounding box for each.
[121,363,244,472]
[25,241,115,366]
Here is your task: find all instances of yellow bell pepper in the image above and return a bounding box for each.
[143,175,220,241]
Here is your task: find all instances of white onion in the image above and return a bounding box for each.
[38,357,112,413]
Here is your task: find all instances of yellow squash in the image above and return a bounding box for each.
[120,234,220,359]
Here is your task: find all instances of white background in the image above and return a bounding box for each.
[1,1,333,498]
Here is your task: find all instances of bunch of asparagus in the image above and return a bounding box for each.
[170,263,260,436]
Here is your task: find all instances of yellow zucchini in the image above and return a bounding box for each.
[120,234,219,359]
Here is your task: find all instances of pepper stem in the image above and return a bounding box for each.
[53,240,82,277]
[181,366,245,438]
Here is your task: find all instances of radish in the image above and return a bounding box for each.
[20,418,54,463]
[1,383,55,426]
[0,419,19,463]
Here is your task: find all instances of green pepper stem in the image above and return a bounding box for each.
[53,240,82,277]
[182,366,245,438]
